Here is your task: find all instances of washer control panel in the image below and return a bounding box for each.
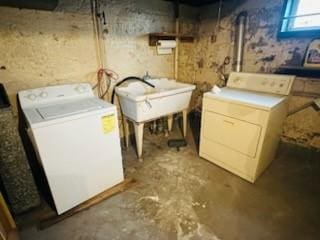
[19,83,94,108]
[227,72,295,95]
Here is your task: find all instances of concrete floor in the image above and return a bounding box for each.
[19,128,320,240]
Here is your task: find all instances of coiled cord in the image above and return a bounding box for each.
[92,68,119,99]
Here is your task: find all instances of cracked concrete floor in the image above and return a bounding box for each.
[19,129,320,240]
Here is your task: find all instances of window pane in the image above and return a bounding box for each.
[294,15,320,29]
[293,0,320,29]
[296,0,320,15]
[279,0,320,37]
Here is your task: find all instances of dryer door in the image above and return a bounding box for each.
[202,111,262,158]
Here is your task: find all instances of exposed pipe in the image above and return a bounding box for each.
[287,101,317,116]
[292,91,320,98]
[212,0,223,42]
[174,0,180,80]
[174,20,179,80]
[234,11,248,72]
[91,0,105,68]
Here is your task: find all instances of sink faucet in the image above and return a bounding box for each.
[142,71,151,80]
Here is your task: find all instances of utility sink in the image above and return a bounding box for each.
[115,78,195,160]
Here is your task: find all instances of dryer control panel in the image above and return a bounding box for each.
[227,72,295,95]
[19,83,94,108]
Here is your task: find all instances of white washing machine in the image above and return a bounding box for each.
[200,72,295,183]
[18,83,124,214]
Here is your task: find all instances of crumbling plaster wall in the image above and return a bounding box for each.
[102,0,197,77]
[0,0,197,109]
[0,0,318,148]
[180,0,320,149]
[0,3,97,109]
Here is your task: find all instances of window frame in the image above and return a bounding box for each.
[278,0,320,38]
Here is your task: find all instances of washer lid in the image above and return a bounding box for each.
[205,87,287,110]
[36,98,104,120]
[23,97,116,127]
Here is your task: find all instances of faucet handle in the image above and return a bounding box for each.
[143,71,151,80]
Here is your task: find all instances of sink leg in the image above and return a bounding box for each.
[123,116,130,148]
[134,122,144,161]
[167,115,173,132]
[182,109,188,138]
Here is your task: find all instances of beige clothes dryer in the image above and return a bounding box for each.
[199,72,295,183]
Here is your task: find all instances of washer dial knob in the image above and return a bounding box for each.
[75,85,87,93]
[39,91,48,98]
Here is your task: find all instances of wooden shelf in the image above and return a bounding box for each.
[149,32,194,46]
[276,66,320,78]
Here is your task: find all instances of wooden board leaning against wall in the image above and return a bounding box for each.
[0,193,18,240]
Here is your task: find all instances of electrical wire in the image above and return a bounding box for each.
[91,0,104,68]
[216,56,231,87]
[91,0,119,100]
[92,68,119,99]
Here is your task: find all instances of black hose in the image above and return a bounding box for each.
[111,76,155,104]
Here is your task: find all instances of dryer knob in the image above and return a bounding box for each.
[233,77,241,83]
[27,93,37,100]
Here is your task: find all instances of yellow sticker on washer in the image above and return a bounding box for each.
[101,114,115,134]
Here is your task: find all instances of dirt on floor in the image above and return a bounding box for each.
[18,126,320,240]
[124,133,221,240]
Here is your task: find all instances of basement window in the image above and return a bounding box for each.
[278,0,320,38]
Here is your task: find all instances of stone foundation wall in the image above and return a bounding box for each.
[0,108,40,214]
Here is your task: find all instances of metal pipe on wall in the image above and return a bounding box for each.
[174,0,180,80]
[175,20,179,80]
[234,11,248,72]
[91,0,105,69]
